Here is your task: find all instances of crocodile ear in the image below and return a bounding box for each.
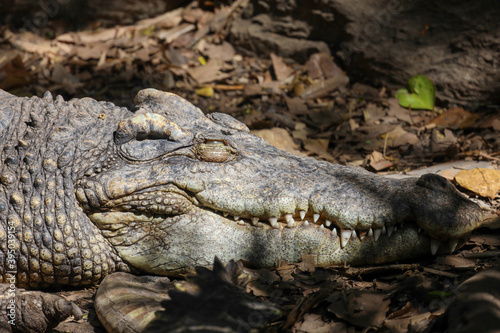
[114,113,190,145]
[114,113,192,161]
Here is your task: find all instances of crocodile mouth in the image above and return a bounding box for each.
[204,209,462,255]
[94,186,461,256]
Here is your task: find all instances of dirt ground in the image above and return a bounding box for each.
[1,1,500,332]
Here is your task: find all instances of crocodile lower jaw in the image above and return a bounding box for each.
[211,210,461,256]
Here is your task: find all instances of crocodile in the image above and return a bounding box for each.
[0,87,483,285]
[0,88,482,329]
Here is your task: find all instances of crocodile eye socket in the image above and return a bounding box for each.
[120,139,183,161]
[195,139,236,163]
[115,113,192,162]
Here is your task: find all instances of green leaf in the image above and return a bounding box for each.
[395,75,435,110]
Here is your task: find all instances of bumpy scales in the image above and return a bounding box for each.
[0,89,482,289]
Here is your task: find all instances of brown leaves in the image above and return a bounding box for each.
[0,54,32,90]
[455,168,500,199]
[428,107,479,129]
[328,290,390,329]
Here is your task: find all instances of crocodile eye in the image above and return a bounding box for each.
[195,139,236,163]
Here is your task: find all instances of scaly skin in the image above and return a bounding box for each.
[0,88,482,289]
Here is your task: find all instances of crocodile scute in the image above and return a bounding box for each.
[0,88,482,292]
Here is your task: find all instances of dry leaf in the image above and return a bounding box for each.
[363,103,386,124]
[306,52,342,80]
[0,54,32,89]
[187,58,231,84]
[455,168,500,199]
[252,128,306,156]
[369,151,393,171]
[428,107,479,129]
[328,290,390,328]
[202,41,236,62]
[303,139,335,162]
[270,53,293,82]
[300,75,349,100]
[430,128,457,155]
[384,126,419,148]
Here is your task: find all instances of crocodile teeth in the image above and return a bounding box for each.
[237,220,245,226]
[234,216,240,221]
[430,239,440,255]
[352,230,357,239]
[332,228,337,236]
[373,228,382,241]
[223,212,229,217]
[313,213,320,223]
[340,229,353,248]
[285,214,296,228]
[325,220,332,227]
[320,224,324,229]
[449,239,458,253]
[251,217,259,225]
[269,217,279,228]
[303,220,309,226]
[299,210,306,220]
[368,228,373,237]
[387,226,394,237]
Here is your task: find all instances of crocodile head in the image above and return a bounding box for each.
[75,89,482,275]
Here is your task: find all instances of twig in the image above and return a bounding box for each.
[461,251,500,259]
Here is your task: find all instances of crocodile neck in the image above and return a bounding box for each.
[0,91,131,288]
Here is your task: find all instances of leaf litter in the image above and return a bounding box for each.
[1,1,500,332]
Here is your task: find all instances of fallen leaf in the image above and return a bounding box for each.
[395,75,435,110]
[387,98,413,124]
[0,54,32,89]
[369,151,393,171]
[384,126,419,147]
[306,53,342,80]
[455,168,500,199]
[51,62,82,94]
[430,129,457,155]
[202,41,236,62]
[295,313,342,333]
[303,139,335,162]
[270,53,294,82]
[285,97,308,115]
[435,256,476,268]
[428,107,479,129]
[327,290,390,328]
[300,75,349,100]
[363,103,386,124]
[252,128,306,156]
[187,58,231,84]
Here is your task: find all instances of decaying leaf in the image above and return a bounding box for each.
[270,53,294,82]
[327,290,390,328]
[252,128,306,156]
[383,126,419,148]
[369,151,393,171]
[0,54,32,89]
[455,168,500,199]
[428,107,479,129]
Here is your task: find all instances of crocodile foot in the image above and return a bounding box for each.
[0,284,82,333]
